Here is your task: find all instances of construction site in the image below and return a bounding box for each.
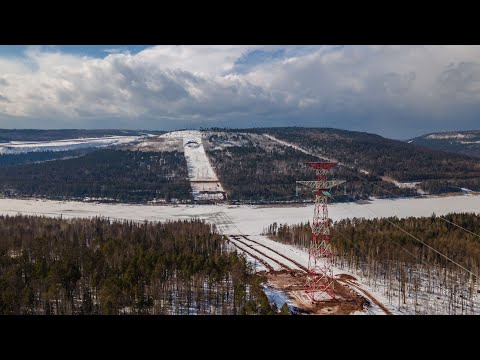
[214,160,394,315]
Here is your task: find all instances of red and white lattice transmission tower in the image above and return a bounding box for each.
[297,162,345,302]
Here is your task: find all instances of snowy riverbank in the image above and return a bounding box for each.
[0,194,478,235]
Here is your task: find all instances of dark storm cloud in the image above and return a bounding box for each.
[0,45,479,138]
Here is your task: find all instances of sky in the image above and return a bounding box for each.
[0,45,479,139]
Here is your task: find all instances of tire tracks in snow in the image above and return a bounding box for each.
[337,278,393,315]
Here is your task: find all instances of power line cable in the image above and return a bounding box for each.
[330,192,479,279]
[269,133,480,240]
[338,165,480,240]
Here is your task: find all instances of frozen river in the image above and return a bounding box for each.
[0,194,478,235]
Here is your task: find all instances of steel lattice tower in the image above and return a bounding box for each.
[297,162,345,302]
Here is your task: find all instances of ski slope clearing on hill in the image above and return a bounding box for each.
[162,130,219,181]
[161,130,225,200]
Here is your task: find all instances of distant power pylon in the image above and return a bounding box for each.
[297,162,345,302]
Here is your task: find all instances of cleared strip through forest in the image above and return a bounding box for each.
[229,235,292,271]
[226,238,275,271]
[237,235,305,272]
[263,133,370,175]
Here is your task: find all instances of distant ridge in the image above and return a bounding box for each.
[408,130,480,158]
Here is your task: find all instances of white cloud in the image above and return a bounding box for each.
[0,45,480,138]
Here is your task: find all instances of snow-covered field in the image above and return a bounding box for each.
[0,194,478,235]
[0,136,145,154]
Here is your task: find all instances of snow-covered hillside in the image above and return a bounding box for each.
[0,135,145,154]
[409,130,480,158]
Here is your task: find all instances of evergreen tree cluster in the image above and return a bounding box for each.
[0,149,95,168]
[206,140,415,202]
[0,149,192,203]
[254,127,480,182]
[0,215,276,315]
[264,213,480,314]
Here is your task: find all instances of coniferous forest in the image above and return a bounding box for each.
[252,127,480,196]
[264,213,480,314]
[0,150,192,203]
[0,215,276,315]
[1,128,478,204]
[0,149,96,168]
[205,132,416,202]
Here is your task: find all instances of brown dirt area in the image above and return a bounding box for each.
[267,272,369,315]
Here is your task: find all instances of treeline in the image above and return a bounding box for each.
[206,142,415,202]
[411,131,480,159]
[420,178,480,194]
[0,215,276,315]
[0,149,192,203]
[264,213,480,314]
[207,144,319,201]
[249,127,480,184]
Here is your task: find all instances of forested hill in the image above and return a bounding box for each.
[408,130,480,158]
[0,129,164,142]
[242,127,480,182]
[0,149,192,203]
[228,127,480,194]
[0,216,276,315]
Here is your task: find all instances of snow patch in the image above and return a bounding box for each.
[426,133,474,140]
[459,140,480,144]
[0,136,144,154]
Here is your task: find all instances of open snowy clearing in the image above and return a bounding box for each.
[0,135,145,154]
[0,194,478,235]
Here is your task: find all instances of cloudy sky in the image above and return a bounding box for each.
[0,45,479,139]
